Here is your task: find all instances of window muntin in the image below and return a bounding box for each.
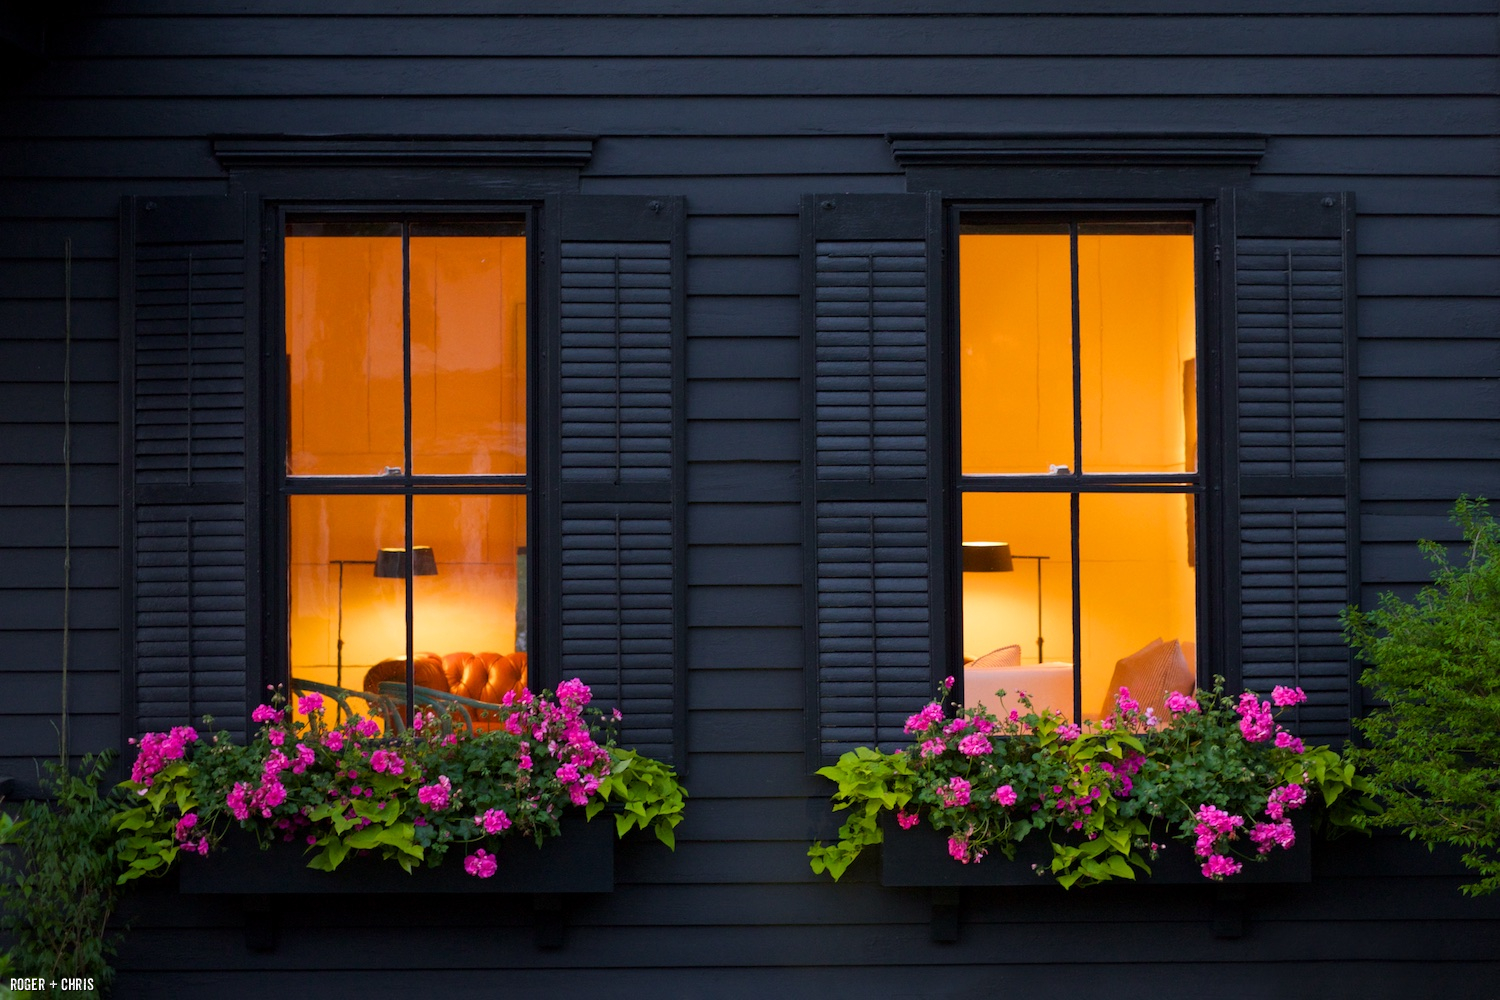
[282,219,530,729]
[958,217,1199,722]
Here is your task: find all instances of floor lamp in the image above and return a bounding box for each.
[328,545,437,691]
[962,541,1051,664]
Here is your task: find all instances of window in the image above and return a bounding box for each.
[281,218,531,729]
[122,151,685,760]
[805,160,1356,761]
[957,216,1200,723]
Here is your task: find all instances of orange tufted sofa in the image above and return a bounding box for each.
[362,651,528,729]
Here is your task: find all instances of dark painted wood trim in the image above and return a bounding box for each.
[1216,192,1245,696]
[889,133,1267,168]
[214,136,595,169]
[117,196,138,745]
[1341,192,1364,724]
[799,195,820,766]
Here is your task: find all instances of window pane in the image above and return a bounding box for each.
[285,233,404,476]
[1079,492,1197,722]
[961,492,1074,718]
[959,231,1074,475]
[287,494,407,731]
[1078,228,1197,474]
[410,234,527,475]
[412,495,529,706]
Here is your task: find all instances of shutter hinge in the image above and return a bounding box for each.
[1213,244,1222,264]
[260,246,269,264]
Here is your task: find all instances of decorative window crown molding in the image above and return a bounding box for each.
[888,133,1266,169]
[213,135,595,169]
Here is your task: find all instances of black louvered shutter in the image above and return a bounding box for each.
[122,195,253,741]
[555,196,684,765]
[1228,191,1357,739]
[803,193,944,760]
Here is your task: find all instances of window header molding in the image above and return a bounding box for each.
[213,135,595,169]
[888,133,1267,201]
[888,133,1266,169]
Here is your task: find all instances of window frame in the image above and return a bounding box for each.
[942,199,1227,719]
[264,201,549,716]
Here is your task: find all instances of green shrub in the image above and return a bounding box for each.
[0,753,122,997]
[1343,496,1500,895]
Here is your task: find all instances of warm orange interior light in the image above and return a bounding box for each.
[1077,492,1196,717]
[959,232,1074,474]
[962,492,1196,719]
[286,236,405,476]
[285,228,530,714]
[960,226,1198,720]
[410,236,527,475]
[961,492,1074,715]
[1079,232,1197,473]
[287,495,526,691]
[284,233,526,476]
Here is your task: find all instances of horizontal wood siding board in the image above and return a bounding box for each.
[9,97,1494,139]
[60,1,1500,18]
[19,56,1498,100]
[61,15,1500,58]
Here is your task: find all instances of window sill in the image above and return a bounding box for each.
[879,813,1311,888]
[178,813,614,894]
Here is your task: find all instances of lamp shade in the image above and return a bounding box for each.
[374,545,438,578]
[962,541,1014,573]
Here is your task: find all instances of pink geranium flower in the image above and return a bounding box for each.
[417,774,452,811]
[463,848,498,879]
[957,733,992,757]
[939,776,972,807]
[1200,853,1242,879]
[475,809,512,835]
[1271,685,1308,708]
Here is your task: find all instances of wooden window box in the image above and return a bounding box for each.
[178,814,614,895]
[879,813,1311,888]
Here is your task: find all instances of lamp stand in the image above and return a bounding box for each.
[1011,555,1050,664]
[328,559,376,690]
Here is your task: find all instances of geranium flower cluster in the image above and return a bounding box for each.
[1192,803,1247,878]
[128,725,199,787]
[500,677,611,810]
[866,677,1332,886]
[1237,685,1308,747]
[121,678,627,880]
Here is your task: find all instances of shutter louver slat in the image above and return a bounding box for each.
[1238,498,1351,739]
[1232,193,1354,741]
[1235,237,1347,482]
[556,197,683,765]
[560,502,675,762]
[560,241,673,485]
[806,195,938,760]
[126,195,249,740]
[814,240,929,483]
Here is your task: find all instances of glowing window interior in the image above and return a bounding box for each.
[959,220,1199,722]
[284,221,529,732]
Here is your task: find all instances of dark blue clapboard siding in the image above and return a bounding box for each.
[0,0,1496,989]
